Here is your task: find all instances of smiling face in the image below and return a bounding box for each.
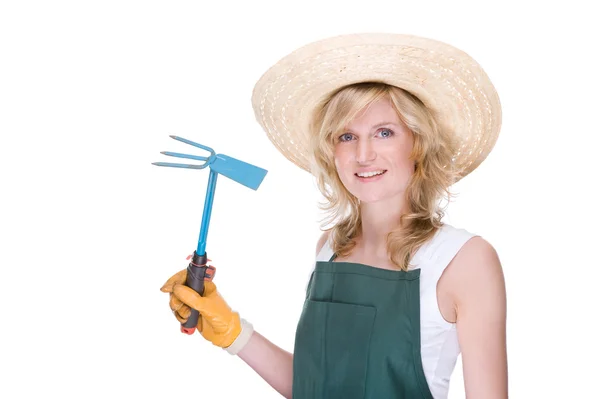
[333,97,415,204]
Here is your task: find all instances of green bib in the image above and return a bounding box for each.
[292,254,434,399]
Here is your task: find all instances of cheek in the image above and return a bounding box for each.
[384,149,415,180]
[333,156,341,175]
[392,139,414,167]
[333,148,350,171]
[396,151,414,169]
[333,155,355,188]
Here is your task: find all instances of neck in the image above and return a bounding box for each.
[357,199,408,258]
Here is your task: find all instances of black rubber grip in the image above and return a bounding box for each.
[182,251,209,330]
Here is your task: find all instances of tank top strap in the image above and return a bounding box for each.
[316,233,335,262]
[303,234,334,296]
[413,224,479,291]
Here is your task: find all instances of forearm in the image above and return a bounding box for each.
[236,331,294,398]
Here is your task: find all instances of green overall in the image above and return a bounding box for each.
[292,253,434,399]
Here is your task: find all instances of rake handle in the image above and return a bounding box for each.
[181,251,213,334]
[181,168,218,334]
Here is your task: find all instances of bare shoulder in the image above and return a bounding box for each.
[444,236,508,396]
[452,236,502,275]
[444,236,506,308]
[315,230,331,256]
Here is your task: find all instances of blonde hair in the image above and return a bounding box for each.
[308,82,459,271]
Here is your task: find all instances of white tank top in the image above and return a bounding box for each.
[314,223,477,399]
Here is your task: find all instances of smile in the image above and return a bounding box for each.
[356,170,386,177]
[355,170,387,180]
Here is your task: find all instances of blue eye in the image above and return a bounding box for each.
[338,129,393,142]
[379,128,393,138]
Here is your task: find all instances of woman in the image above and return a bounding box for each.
[161,33,507,398]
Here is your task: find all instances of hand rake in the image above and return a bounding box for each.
[153,135,268,334]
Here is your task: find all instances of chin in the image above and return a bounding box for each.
[353,187,408,204]
[355,194,381,203]
[352,191,387,203]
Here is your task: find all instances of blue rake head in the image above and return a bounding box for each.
[152,135,268,190]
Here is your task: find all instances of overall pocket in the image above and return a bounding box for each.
[293,299,376,399]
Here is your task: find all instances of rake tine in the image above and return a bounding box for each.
[151,162,208,169]
[169,135,215,156]
[160,151,210,162]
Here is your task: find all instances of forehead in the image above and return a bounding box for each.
[345,98,400,129]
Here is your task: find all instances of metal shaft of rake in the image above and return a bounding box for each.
[197,168,218,256]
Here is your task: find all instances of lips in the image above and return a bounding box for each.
[355,170,387,177]
[355,170,387,181]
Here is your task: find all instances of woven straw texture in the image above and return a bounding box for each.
[251,33,502,181]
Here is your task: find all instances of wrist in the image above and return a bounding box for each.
[224,318,254,356]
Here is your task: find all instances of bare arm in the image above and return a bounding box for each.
[237,331,294,398]
[235,231,330,398]
[448,236,508,398]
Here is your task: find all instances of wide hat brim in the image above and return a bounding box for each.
[251,33,502,181]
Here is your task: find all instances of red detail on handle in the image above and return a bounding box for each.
[204,265,216,281]
[186,254,211,262]
[181,326,196,335]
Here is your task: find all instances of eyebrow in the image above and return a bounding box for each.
[342,121,400,134]
[372,122,399,128]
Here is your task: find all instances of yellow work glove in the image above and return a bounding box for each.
[160,269,253,355]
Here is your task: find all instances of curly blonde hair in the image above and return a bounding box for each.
[308,82,460,271]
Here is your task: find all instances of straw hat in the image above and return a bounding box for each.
[251,33,502,181]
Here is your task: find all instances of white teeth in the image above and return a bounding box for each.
[357,170,385,177]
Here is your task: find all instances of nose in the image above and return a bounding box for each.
[355,138,376,164]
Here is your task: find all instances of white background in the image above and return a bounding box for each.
[1,1,598,397]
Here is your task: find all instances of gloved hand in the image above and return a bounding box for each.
[160,269,253,354]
